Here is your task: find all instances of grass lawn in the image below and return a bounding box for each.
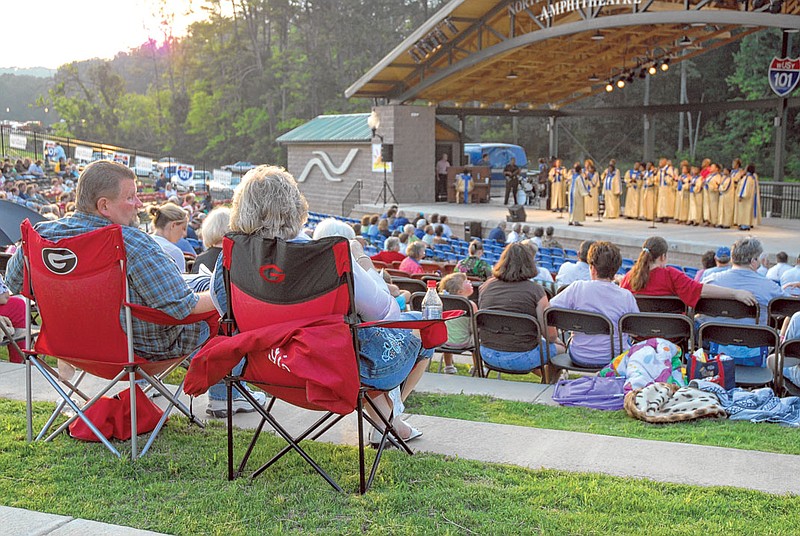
[405,392,800,456]
[1,399,799,535]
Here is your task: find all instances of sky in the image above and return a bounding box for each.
[3,0,217,69]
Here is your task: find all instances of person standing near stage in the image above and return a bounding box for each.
[704,162,722,227]
[717,167,736,229]
[584,159,599,218]
[503,157,521,205]
[549,159,567,215]
[735,164,761,231]
[623,162,642,220]
[656,158,675,223]
[687,165,704,226]
[602,159,622,219]
[568,163,589,227]
[676,163,691,224]
[436,153,450,202]
[730,158,745,224]
[641,162,657,222]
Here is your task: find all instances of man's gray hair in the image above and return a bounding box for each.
[385,236,400,251]
[201,206,231,248]
[731,237,763,266]
[416,218,427,229]
[403,223,415,234]
[312,217,355,240]
[512,223,522,233]
[76,160,135,214]
[229,165,308,239]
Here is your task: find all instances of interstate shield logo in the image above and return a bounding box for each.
[768,57,800,98]
[42,248,78,275]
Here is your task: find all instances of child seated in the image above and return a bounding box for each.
[437,272,478,374]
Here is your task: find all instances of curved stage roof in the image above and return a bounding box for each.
[346,0,800,110]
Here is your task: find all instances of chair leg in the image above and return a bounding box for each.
[227,379,235,481]
[357,393,366,495]
[129,368,138,461]
[37,370,87,441]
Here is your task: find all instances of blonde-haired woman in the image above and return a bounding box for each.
[191,207,231,274]
[149,202,189,272]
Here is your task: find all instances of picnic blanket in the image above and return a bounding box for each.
[624,382,727,423]
[599,338,686,393]
[689,380,800,427]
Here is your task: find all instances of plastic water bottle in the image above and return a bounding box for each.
[421,280,443,320]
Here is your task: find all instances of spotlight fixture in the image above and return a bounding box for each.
[434,28,448,44]
[616,78,626,89]
[679,35,692,46]
[660,58,670,71]
[509,106,520,114]
[591,31,604,41]
[648,64,658,76]
[444,17,458,34]
[625,73,635,84]
[638,68,647,79]
[588,73,600,82]
[408,49,422,63]
[418,40,434,54]
[506,70,519,80]
[605,82,614,92]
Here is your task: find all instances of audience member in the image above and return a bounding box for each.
[766,251,791,283]
[437,272,478,374]
[488,221,507,243]
[370,236,406,264]
[520,241,554,283]
[414,218,427,239]
[756,252,769,277]
[422,225,436,246]
[555,240,594,286]
[455,240,493,280]
[149,203,190,273]
[439,215,453,238]
[399,241,427,275]
[700,246,732,282]
[541,226,563,251]
[620,236,756,310]
[693,249,717,282]
[779,253,800,296]
[506,222,522,244]
[0,274,27,363]
[532,227,544,248]
[478,243,565,375]
[191,207,230,274]
[550,242,639,366]
[212,166,430,441]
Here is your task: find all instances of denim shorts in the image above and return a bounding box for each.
[479,338,557,372]
[358,324,432,391]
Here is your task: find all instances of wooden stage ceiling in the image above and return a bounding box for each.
[346,0,800,111]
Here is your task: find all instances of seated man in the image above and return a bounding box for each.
[370,236,406,264]
[4,160,263,417]
[555,240,595,287]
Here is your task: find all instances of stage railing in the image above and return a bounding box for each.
[342,179,361,217]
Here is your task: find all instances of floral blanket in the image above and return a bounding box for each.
[599,338,685,393]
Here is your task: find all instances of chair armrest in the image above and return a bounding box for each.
[356,310,463,348]
[125,302,219,334]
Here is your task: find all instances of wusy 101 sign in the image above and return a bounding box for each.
[768,57,800,98]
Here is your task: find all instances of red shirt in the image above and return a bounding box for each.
[370,251,406,264]
[619,266,703,308]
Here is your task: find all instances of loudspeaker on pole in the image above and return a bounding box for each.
[381,144,393,163]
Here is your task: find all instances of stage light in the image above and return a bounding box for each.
[588,73,600,81]
[616,78,626,89]
[679,35,692,46]
[506,70,519,80]
[605,82,614,92]
[648,64,658,75]
[660,58,670,71]
[591,31,604,41]
[444,18,458,34]
[408,49,422,63]
[625,73,635,84]
[639,68,647,79]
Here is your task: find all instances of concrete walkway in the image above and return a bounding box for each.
[2,360,799,497]
[0,504,167,536]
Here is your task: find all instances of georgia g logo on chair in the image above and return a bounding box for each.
[259,264,285,283]
[42,248,78,275]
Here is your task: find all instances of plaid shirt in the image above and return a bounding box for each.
[5,211,202,360]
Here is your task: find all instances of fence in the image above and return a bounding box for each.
[760,181,800,220]
[341,180,362,217]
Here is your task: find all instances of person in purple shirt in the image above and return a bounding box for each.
[550,241,639,367]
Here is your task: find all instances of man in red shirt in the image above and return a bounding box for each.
[370,236,406,264]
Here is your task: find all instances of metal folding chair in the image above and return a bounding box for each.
[410,293,480,375]
[634,294,688,315]
[781,338,800,396]
[475,310,549,381]
[767,297,800,330]
[698,322,780,388]
[544,307,615,374]
[618,312,694,359]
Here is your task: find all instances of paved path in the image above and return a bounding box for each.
[2,361,799,497]
[0,505,167,536]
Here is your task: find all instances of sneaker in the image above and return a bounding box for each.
[443,365,458,375]
[206,391,268,418]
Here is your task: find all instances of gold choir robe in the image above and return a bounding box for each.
[717,174,736,228]
[735,172,761,228]
[602,168,622,219]
[730,168,745,223]
[642,170,657,221]
[623,169,641,219]
[586,171,600,216]
[704,172,721,225]
[549,166,567,210]
[688,174,704,225]
[568,171,590,223]
[677,174,691,222]
[657,165,675,219]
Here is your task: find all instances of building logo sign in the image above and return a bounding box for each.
[296,149,359,182]
[768,57,800,98]
[509,0,641,22]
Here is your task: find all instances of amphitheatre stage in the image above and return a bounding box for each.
[353,198,800,267]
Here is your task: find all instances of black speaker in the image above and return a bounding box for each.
[381,144,393,163]
[506,205,527,222]
[465,221,482,240]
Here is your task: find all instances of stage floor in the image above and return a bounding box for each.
[354,197,800,266]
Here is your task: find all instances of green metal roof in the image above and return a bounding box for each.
[276,113,371,144]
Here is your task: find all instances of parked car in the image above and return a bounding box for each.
[221,161,256,174]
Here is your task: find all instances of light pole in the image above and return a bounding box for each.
[367,110,397,206]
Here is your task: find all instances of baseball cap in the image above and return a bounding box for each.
[715,246,731,261]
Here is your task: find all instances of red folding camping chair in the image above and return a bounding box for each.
[19,220,218,459]
[184,234,453,494]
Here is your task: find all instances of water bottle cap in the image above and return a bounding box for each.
[427,280,437,288]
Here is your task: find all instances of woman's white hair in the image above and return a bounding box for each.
[201,206,231,248]
[312,218,356,240]
[229,165,308,239]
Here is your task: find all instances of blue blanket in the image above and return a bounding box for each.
[690,379,800,427]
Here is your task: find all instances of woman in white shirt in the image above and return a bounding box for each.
[149,202,189,272]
